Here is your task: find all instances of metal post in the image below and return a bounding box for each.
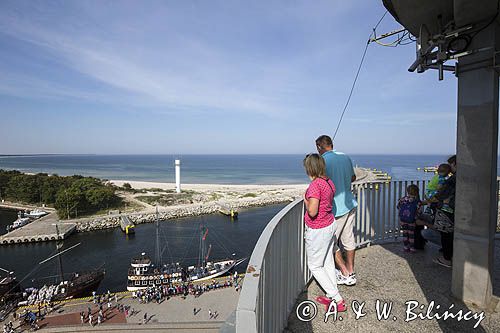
[452,22,499,308]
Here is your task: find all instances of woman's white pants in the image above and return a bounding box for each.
[305,223,341,302]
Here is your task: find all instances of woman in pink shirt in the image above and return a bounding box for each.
[303,153,346,311]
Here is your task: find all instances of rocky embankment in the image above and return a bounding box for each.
[74,192,302,232]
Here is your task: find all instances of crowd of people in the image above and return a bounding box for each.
[131,273,240,306]
[83,290,135,326]
[2,320,14,333]
[302,135,457,312]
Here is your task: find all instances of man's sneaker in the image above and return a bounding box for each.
[346,273,356,286]
[316,296,347,312]
[336,269,348,285]
[433,256,452,268]
[336,269,356,286]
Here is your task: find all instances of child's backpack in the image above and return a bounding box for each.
[398,197,419,223]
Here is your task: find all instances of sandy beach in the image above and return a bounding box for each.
[110,180,307,192]
[109,165,375,192]
[109,179,308,216]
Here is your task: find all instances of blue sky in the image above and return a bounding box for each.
[0,0,458,155]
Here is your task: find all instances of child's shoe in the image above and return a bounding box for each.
[441,204,454,214]
[409,247,417,253]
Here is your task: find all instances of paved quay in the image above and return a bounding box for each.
[0,212,75,245]
[286,240,500,333]
[10,286,240,332]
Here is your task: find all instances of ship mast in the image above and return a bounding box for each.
[155,206,162,268]
[55,223,64,282]
[200,225,209,269]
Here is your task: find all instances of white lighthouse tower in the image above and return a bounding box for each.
[175,159,181,193]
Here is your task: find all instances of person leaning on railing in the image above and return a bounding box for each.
[302,153,347,312]
[315,135,358,286]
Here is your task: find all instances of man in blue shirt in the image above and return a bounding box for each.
[316,135,358,286]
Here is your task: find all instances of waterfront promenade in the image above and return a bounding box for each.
[11,284,240,332]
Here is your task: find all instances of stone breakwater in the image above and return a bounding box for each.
[75,194,300,232]
[72,169,386,233]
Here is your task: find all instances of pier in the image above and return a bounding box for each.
[217,203,238,219]
[120,216,135,234]
[0,213,76,245]
[354,167,391,183]
[417,166,438,173]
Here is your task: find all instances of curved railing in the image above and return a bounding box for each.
[234,198,308,333]
[232,180,431,333]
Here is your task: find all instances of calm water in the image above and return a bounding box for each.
[0,208,18,236]
[0,204,285,293]
[0,154,456,183]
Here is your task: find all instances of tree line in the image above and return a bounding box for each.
[0,170,122,219]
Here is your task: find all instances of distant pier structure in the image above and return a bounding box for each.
[217,203,238,219]
[120,215,135,234]
[0,213,75,245]
[175,159,181,193]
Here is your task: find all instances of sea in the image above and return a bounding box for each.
[0,154,456,184]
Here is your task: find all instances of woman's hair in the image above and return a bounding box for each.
[407,184,420,199]
[303,153,327,178]
[447,155,456,165]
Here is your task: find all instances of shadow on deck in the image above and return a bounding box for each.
[286,240,500,332]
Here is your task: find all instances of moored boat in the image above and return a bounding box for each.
[0,268,20,301]
[21,269,105,305]
[6,212,31,232]
[126,207,246,291]
[24,209,48,219]
[127,254,184,291]
[19,226,105,305]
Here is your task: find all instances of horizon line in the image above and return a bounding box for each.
[0,153,456,157]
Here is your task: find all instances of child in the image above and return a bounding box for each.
[397,184,422,253]
[303,153,346,312]
[424,163,452,215]
[425,163,451,199]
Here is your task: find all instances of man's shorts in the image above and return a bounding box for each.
[334,208,356,251]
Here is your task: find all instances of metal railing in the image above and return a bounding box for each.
[232,179,431,333]
[234,198,309,333]
[354,179,430,246]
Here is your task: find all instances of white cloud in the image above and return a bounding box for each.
[0,2,355,117]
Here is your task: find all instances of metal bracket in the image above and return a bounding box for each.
[494,51,500,74]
